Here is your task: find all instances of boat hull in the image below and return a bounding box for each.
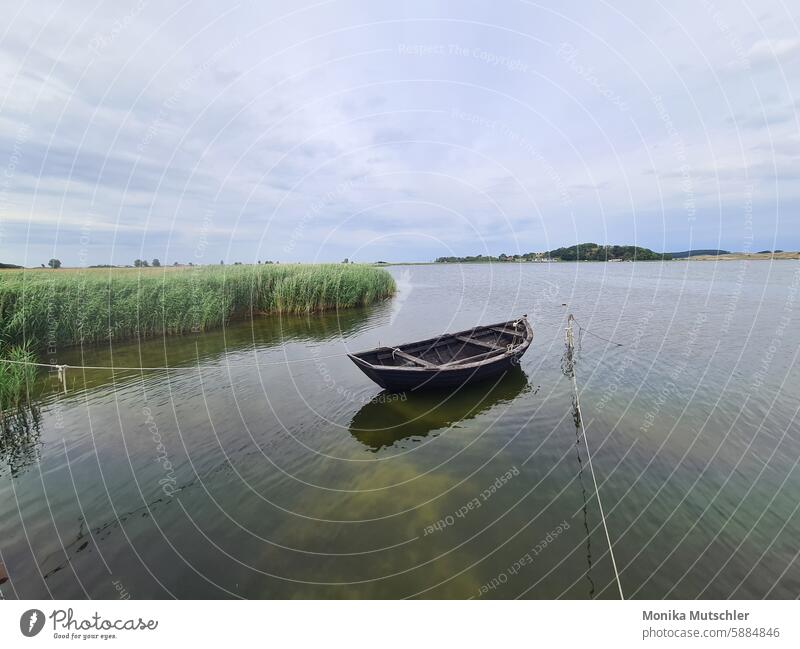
[349,350,526,391]
[348,316,533,392]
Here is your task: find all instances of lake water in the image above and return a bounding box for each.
[1,261,799,599]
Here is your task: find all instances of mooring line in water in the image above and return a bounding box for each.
[571,317,625,347]
[0,350,356,393]
[566,314,625,600]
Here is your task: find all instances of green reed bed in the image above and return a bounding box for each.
[0,264,395,408]
[0,345,37,412]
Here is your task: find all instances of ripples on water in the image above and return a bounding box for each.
[1,261,799,599]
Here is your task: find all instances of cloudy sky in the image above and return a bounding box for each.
[0,0,798,265]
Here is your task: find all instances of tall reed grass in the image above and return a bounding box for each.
[0,264,395,349]
[0,346,36,411]
[0,264,395,407]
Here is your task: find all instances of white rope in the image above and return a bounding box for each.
[0,350,352,373]
[566,315,625,600]
[1,316,533,375]
[571,317,624,347]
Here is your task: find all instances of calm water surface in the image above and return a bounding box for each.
[1,261,799,599]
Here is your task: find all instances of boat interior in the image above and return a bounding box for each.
[354,321,527,369]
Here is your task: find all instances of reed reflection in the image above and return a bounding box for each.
[0,404,42,478]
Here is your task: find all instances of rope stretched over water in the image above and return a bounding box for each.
[571,317,624,347]
[0,351,352,372]
[0,315,535,378]
[0,351,355,393]
[566,314,625,599]
[0,314,623,393]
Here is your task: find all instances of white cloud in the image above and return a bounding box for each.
[746,38,800,64]
[1,0,798,264]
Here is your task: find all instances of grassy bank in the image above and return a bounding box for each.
[0,264,395,407]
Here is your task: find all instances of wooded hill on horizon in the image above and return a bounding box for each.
[436,243,671,263]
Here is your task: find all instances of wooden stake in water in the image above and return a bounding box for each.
[56,364,67,394]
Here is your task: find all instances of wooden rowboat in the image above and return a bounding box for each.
[348,316,533,391]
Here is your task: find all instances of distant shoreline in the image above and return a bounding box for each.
[427,251,799,264]
[408,253,799,266]
[3,253,797,272]
[677,252,799,261]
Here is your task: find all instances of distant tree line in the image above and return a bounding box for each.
[436,254,524,263]
[436,252,554,263]
[436,244,671,263]
[3,258,284,270]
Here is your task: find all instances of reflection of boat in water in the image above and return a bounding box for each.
[348,367,532,452]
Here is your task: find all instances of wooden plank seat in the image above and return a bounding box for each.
[442,347,506,367]
[391,349,438,368]
[454,335,505,351]
[490,326,523,337]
